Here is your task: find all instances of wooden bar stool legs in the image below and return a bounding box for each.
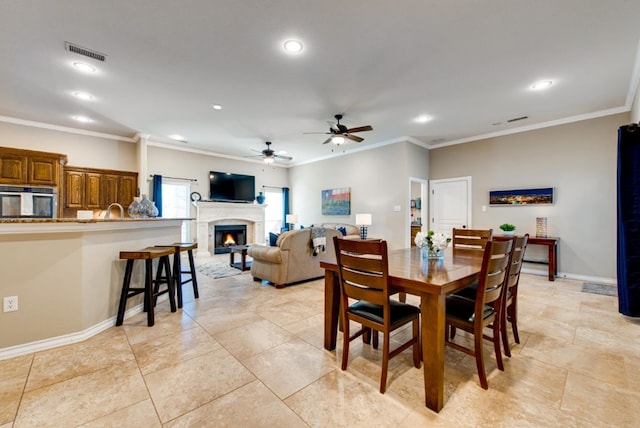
[156,243,199,308]
[116,247,177,327]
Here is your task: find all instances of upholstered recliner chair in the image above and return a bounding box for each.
[248,228,343,288]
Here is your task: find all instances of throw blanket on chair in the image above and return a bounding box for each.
[311,227,327,256]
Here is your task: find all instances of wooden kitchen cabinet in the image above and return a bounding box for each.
[65,169,85,208]
[118,174,137,207]
[0,152,28,183]
[0,147,66,186]
[411,225,422,247]
[28,156,62,186]
[63,166,138,214]
[85,173,102,208]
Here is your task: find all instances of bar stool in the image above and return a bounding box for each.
[155,242,199,308]
[116,247,177,327]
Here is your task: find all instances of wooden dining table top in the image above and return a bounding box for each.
[321,245,484,295]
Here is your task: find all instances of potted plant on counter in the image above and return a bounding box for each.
[499,223,516,236]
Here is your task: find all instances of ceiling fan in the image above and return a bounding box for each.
[251,141,293,164]
[305,114,373,145]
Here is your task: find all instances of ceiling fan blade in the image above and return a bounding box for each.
[304,132,331,135]
[322,137,333,145]
[274,154,293,161]
[345,134,364,142]
[346,125,373,133]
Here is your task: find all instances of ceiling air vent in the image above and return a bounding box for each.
[65,42,107,62]
[507,115,528,123]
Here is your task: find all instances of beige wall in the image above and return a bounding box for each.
[0,121,137,170]
[147,145,288,239]
[430,113,629,281]
[146,145,288,197]
[288,141,430,250]
[632,80,640,123]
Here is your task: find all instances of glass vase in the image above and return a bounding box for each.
[422,246,443,259]
[147,201,159,218]
[139,195,151,219]
[127,197,141,218]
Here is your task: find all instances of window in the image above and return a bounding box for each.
[264,190,284,237]
[161,181,191,242]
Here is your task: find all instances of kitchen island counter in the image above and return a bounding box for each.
[0,218,189,357]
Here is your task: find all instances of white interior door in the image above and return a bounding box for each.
[429,176,472,235]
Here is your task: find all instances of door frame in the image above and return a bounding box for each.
[408,176,429,247]
[429,176,472,233]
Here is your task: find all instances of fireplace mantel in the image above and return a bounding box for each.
[194,201,266,255]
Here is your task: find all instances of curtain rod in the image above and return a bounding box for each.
[149,174,197,182]
[261,185,286,190]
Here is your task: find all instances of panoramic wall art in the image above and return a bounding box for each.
[489,187,554,206]
[321,187,351,215]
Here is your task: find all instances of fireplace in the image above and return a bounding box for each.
[195,201,266,255]
[214,224,247,254]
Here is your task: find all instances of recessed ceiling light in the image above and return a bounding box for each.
[283,39,304,53]
[72,115,92,123]
[531,80,553,90]
[72,62,96,73]
[72,91,94,101]
[168,134,185,141]
[212,104,222,110]
[414,115,433,123]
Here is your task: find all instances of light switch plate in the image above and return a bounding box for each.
[393,205,401,212]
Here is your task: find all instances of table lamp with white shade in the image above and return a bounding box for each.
[355,213,372,239]
[285,214,298,231]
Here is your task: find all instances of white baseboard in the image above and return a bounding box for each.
[0,304,144,361]
[521,268,616,285]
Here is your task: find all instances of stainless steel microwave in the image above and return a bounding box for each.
[0,185,58,218]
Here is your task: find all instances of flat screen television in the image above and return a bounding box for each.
[209,171,255,203]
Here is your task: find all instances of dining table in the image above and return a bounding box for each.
[320,245,484,413]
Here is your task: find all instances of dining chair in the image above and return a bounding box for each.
[501,234,529,357]
[445,238,514,389]
[452,228,493,251]
[333,236,421,393]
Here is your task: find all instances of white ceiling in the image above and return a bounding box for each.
[1,1,639,165]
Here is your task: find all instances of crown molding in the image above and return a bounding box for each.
[0,115,136,142]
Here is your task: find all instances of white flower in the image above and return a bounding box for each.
[431,232,450,250]
[414,230,451,250]
[414,231,429,248]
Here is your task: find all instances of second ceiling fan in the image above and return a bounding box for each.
[306,114,373,145]
[251,141,292,164]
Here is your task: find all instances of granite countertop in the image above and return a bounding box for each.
[0,218,193,224]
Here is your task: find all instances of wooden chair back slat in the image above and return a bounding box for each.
[452,228,493,251]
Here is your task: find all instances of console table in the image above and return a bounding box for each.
[495,236,559,281]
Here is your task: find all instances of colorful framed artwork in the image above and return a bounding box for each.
[321,187,351,215]
[489,187,554,206]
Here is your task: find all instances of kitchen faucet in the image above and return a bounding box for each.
[105,202,124,219]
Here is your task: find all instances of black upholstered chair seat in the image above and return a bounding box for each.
[349,300,421,325]
[454,281,478,299]
[446,294,494,323]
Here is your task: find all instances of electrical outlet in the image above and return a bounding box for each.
[3,296,18,312]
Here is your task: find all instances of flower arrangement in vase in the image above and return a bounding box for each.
[499,223,516,236]
[414,230,451,258]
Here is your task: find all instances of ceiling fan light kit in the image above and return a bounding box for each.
[331,135,345,145]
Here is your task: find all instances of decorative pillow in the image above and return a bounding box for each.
[337,226,347,236]
[269,232,280,246]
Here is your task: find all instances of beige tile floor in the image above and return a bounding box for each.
[2,255,640,427]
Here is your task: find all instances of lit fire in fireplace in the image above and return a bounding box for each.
[223,233,236,246]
